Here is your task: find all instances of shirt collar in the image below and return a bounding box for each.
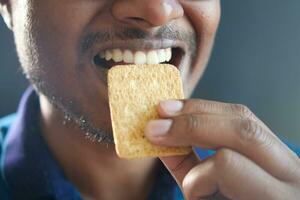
[3,87,80,199]
[2,87,178,200]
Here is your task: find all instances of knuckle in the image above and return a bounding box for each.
[238,118,270,147]
[186,99,216,113]
[213,149,241,198]
[185,114,199,135]
[198,101,212,112]
[200,100,219,113]
[231,104,254,119]
[184,101,201,114]
[214,149,235,170]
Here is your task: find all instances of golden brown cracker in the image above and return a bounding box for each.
[108,64,191,159]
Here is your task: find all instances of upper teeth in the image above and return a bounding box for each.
[99,48,172,65]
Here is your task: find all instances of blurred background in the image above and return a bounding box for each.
[0,1,299,143]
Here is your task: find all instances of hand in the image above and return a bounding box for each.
[145,99,300,200]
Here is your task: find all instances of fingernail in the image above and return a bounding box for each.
[160,100,183,115]
[145,119,173,137]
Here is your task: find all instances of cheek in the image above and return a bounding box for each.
[30,1,97,71]
[13,1,106,94]
[182,0,221,39]
[180,0,221,96]
[13,0,104,73]
[12,1,111,123]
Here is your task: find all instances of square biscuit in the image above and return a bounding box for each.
[108,64,191,159]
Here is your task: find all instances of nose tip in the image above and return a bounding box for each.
[112,0,184,28]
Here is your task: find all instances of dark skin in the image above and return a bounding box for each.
[1,0,300,199]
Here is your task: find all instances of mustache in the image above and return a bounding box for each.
[80,25,196,54]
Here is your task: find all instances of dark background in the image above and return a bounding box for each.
[1,1,300,143]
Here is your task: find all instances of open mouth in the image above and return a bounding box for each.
[92,47,184,69]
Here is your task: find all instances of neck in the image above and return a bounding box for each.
[39,95,158,200]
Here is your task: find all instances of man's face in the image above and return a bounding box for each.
[3,0,220,142]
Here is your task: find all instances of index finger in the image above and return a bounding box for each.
[159,150,200,187]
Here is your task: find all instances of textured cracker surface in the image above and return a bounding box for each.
[108,64,191,159]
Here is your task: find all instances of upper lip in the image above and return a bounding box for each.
[90,39,188,57]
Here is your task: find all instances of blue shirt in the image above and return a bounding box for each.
[0,87,299,200]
